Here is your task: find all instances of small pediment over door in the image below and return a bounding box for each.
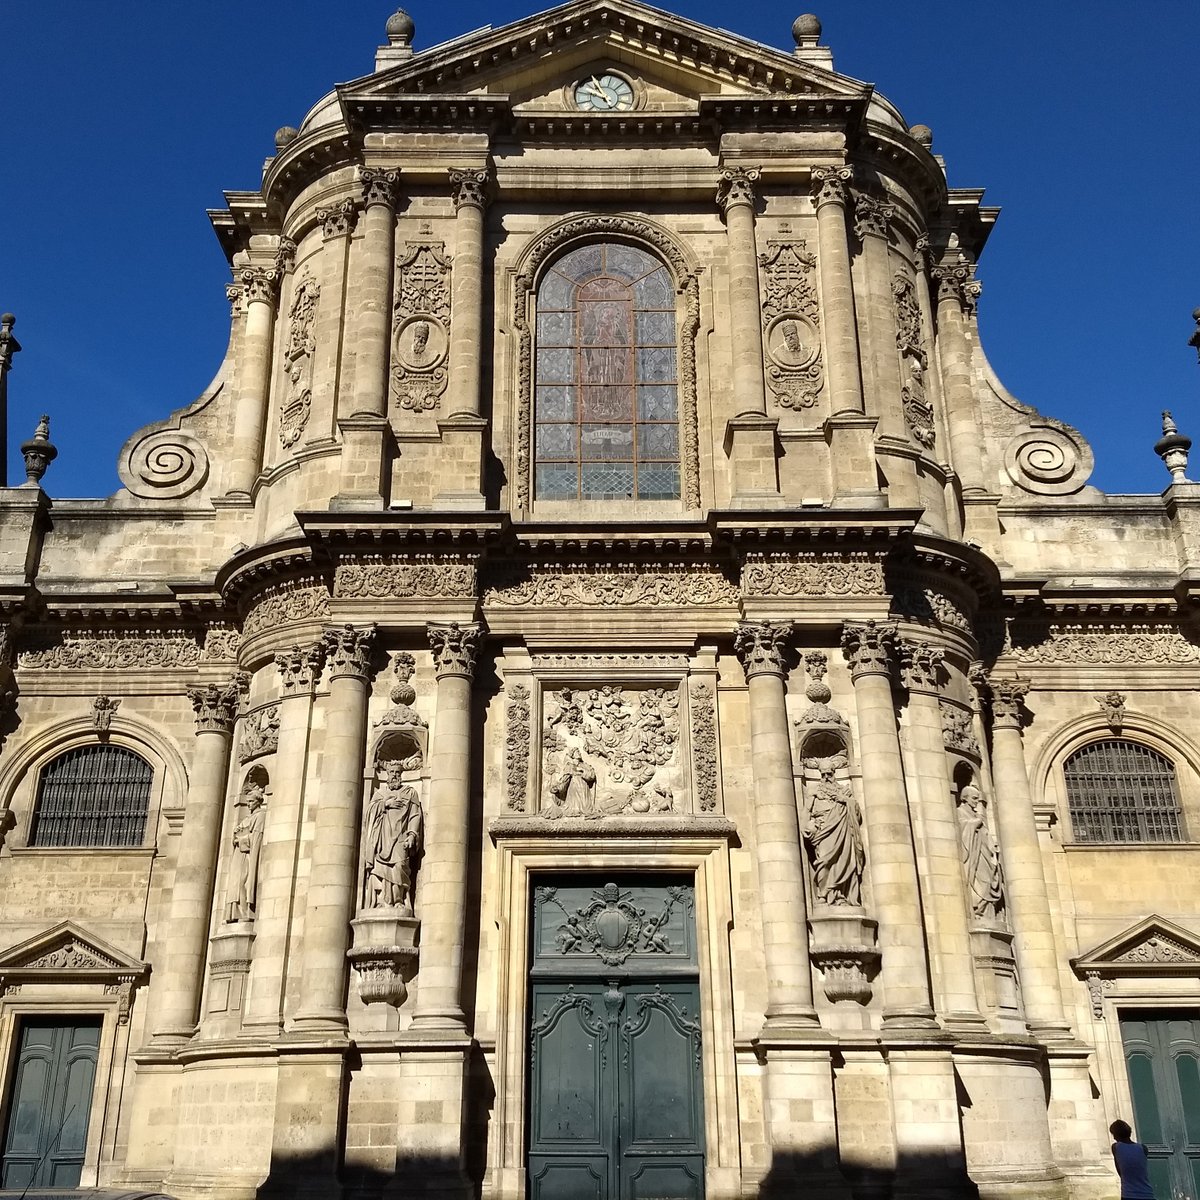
[1071,915,1200,1017]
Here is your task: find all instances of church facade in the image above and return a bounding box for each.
[1,5,1198,1199]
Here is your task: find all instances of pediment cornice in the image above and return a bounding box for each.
[1072,915,1200,978]
[0,921,148,982]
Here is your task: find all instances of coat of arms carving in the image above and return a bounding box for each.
[391,242,452,413]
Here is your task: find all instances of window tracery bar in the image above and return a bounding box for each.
[30,745,152,848]
[1064,739,1183,843]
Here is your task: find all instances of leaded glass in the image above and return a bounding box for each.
[1064,740,1184,843]
[30,745,152,848]
[534,242,680,501]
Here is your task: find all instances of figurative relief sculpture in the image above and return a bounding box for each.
[542,686,682,818]
[801,753,865,906]
[226,775,268,923]
[362,757,424,915]
[957,782,1006,922]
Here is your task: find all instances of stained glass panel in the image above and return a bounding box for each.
[536,424,577,460]
[537,349,575,384]
[637,465,680,500]
[636,311,675,344]
[636,347,677,384]
[638,425,679,460]
[581,386,633,422]
[581,425,634,459]
[634,268,673,308]
[537,311,573,346]
[581,463,635,498]
[537,386,577,422]
[536,464,579,499]
[638,386,677,421]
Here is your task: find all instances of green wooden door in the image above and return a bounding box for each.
[1121,1011,1200,1200]
[529,880,705,1200]
[1,1018,101,1189]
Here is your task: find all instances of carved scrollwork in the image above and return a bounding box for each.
[20,631,203,671]
[242,584,331,637]
[334,556,476,599]
[1007,623,1200,666]
[546,882,691,966]
[486,563,737,608]
[759,241,823,411]
[513,214,701,510]
[120,428,210,500]
[742,553,883,598]
[689,682,717,813]
[506,684,531,812]
[1003,424,1094,496]
[391,242,452,413]
[279,276,320,448]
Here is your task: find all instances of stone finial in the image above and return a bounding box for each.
[1155,410,1192,484]
[385,8,415,46]
[20,414,57,488]
[0,314,20,372]
[792,14,821,45]
[274,126,299,152]
[1190,308,1200,365]
[909,123,933,148]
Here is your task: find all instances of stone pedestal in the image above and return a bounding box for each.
[349,911,419,1006]
[202,925,256,1037]
[432,414,488,510]
[724,414,783,504]
[808,908,879,1004]
[970,924,1022,1021]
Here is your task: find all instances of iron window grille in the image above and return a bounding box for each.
[1064,739,1184,843]
[29,745,152,848]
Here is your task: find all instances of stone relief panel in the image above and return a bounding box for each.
[241,582,331,637]
[759,241,823,412]
[19,630,204,670]
[1006,622,1200,665]
[335,556,476,599]
[940,701,980,759]
[892,273,934,449]
[541,686,684,818]
[391,242,452,413]
[238,703,280,763]
[688,682,718,813]
[742,552,884,599]
[485,562,738,608]
[505,684,531,812]
[279,276,320,447]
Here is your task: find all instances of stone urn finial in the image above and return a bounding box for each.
[1155,410,1192,484]
[20,413,57,487]
[1189,307,1200,365]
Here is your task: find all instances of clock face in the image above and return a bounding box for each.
[573,73,635,112]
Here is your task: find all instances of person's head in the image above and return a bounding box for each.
[1110,1119,1133,1142]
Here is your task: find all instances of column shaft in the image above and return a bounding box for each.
[843,624,935,1026]
[229,269,279,496]
[412,623,480,1030]
[735,622,818,1027]
[147,683,238,1043]
[719,172,767,418]
[312,202,355,443]
[349,174,398,419]
[934,265,985,493]
[812,168,864,416]
[294,626,374,1028]
[446,171,486,418]
[987,681,1071,1035]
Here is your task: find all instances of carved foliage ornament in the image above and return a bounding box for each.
[317,200,356,240]
[742,553,884,598]
[810,165,853,208]
[759,241,823,411]
[1007,624,1200,665]
[987,678,1029,728]
[361,167,400,209]
[188,678,243,734]
[391,242,452,413]
[734,620,791,679]
[19,631,204,671]
[276,642,326,693]
[486,563,737,608]
[279,276,320,448]
[335,557,475,600]
[427,622,480,679]
[689,683,718,813]
[796,650,849,731]
[242,583,331,638]
[506,684,531,812]
[450,167,489,211]
[514,215,701,510]
[933,259,982,315]
[1114,935,1198,965]
[323,624,376,680]
[716,167,759,213]
[841,621,895,679]
[899,640,943,693]
[546,882,690,966]
[892,273,935,449]
[852,194,893,241]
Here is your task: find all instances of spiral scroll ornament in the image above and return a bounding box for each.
[1002,425,1092,497]
[120,429,210,500]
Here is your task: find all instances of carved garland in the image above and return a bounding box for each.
[513,214,702,511]
[505,684,531,812]
[689,682,718,813]
[242,583,332,638]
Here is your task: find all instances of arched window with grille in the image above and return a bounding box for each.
[29,745,153,848]
[534,242,680,502]
[1063,739,1185,843]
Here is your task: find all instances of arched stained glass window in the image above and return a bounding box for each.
[535,242,680,501]
[1064,739,1184,843]
[29,745,152,847]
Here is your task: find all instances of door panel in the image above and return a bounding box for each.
[1121,1011,1200,1200]
[2,1018,101,1190]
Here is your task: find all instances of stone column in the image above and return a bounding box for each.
[897,640,986,1028]
[336,167,398,509]
[841,622,936,1027]
[811,167,864,417]
[986,678,1071,1037]
[932,259,986,494]
[411,622,481,1031]
[732,621,819,1028]
[311,201,356,445]
[717,168,767,419]
[243,642,325,1032]
[293,624,375,1029]
[228,266,280,497]
[147,679,240,1044]
[446,169,488,418]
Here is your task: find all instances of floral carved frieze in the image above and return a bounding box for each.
[759,241,823,411]
[203,627,241,663]
[334,557,476,600]
[280,276,320,448]
[689,683,718,813]
[485,564,738,608]
[19,631,203,670]
[241,583,331,638]
[391,242,452,413]
[1007,623,1200,666]
[542,686,683,818]
[742,553,884,598]
[505,684,531,812]
[1113,935,1197,966]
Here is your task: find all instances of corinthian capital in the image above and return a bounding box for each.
[810,165,853,209]
[853,193,894,241]
[716,167,760,216]
[322,624,376,681]
[317,200,357,241]
[428,622,481,680]
[733,620,792,680]
[898,640,943,693]
[225,283,246,319]
[188,679,242,735]
[360,167,400,210]
[932,259,982,315]
[274,237,297,274]
[987,677,1030,729]
[276,641,327,693]
[239,266,280,305]
[841,621,896,680]
[450,168,490,212]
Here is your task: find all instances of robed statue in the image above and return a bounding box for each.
[958,783,1005,921]
[226,777,267,922]
[362,761,424,914]
[802,753,865,906]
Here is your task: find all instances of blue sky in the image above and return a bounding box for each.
[5,2,1198,499]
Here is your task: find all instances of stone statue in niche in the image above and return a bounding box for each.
[801,753,865,906]
[957,782,1006,922]
[362,755,424,914]
[226,773,268,922]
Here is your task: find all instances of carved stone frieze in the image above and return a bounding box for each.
[689,683,718,813]
[279,276,320,448]
[203,627,242,663]
[1113,935,1198,966]
[940,701,980,758]
[238,704,280,763]
[391,242,452,413]
[505,684,531,812]
[891,584,969,631]
[513,214,701,510]
[531,653,689,671]
[24,941,120,971]
[1007,623,1200,666]
[758,241,823,411]
[542,686,683,818]
[742,553,884,598]
[19,631,203,670]
[486,563,738,608]
[242,583,331,638]
[335,556,476,599]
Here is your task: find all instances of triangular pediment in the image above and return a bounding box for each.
[0,921,147,979]
[1072,915,1200,977]
[342,0,869,110]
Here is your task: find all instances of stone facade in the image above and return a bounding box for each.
[0,6,1196,1200]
